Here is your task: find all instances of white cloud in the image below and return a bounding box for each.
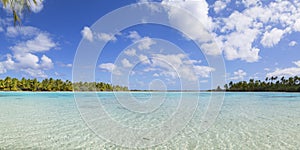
[193,66,215,78]
[14,53,39,68]
[294,19,300,32]
[137,0,161,12]
[40,55,54,70]
[261,28,285,47]
[138,54,151,64]
[0,63,7,74]
[153,73,159,77]
[200,41,223,56]
[127,31,155,50]
[230,69,247,80]
[2,54,15,70]
[270,69,294,77]
[21,68,47,78]
[288,41,297,47]
[267,61,300,77]
[81,26,93,42]
[59,63,72,67]
[66,64,72,67]
[6,26,40,37]
[222,28,261,62]
[0,29,56,77]
[121,58,133,68]
[264,68,270,72]
[293,61,300,67]
[97,33,117,42]
[214,0,229,13]
[124,48,136,56]
[137,37,156,50]
[151,53,214,81]
[162,0,214,42]
[183,59,202,65]
[10,33,56,53]
[127,31,141,41]
[99,63,116,72]
[241,0,261,8]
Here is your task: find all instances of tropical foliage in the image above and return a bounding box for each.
[1,0,38,25]
[224,76,300,92]
[0,77,128,91]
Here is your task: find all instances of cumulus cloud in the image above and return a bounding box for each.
[193,66,215,78]
[10,33,56,53]
[162,0,214,42]
[6,26,40,37]
[267,61,300,77]
[0,28,56,78]
[153,73,159,77]
[124,48,136,56]
[99,63,116,72]
[81,26,93,42]
[127,31,141,41]
[288,41,297,47]
[137,37,156,50]
[148,0,300,62]
[40,55,54,69]
[21,68,47,78]
[138,54,151,64]
[213,0,229,13]
[230,69,247,80]
[59,63,72,68]
[127,31,155,50]
[222,29,261,62]
[241,0,261,8]
[261,28,285,47]
[0,53,53,78]
[121,58,133,68]
[151,53,214,81]
[97,33,117,42]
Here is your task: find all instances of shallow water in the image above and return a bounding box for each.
[0,92,299,149]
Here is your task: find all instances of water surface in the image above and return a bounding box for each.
[0,92,299,149]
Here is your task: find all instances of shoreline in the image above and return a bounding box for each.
[0,90,299,93]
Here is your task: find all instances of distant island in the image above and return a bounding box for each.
[0,77,128,91]
[223,76,300,92]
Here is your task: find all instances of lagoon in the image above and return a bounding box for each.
[0,92,299,149]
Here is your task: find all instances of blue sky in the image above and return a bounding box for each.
[0,0,300,90]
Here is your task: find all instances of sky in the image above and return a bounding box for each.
[0,0,300,90]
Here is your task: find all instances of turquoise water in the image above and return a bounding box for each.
[0,92,299,149]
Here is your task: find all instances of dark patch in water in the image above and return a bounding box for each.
[269,96,298,98]
[79,105,100,109]
[48,96,59,98]
[142,137,150,140]
[257,116,274,122]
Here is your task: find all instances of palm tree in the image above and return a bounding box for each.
[11,78,19,91]
[1,0,39,25]
[4,77,12,91]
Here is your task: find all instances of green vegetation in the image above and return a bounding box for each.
[224,76,300,92]
[0,77,128,91]
[1,0,38,25]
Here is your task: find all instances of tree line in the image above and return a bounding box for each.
[224,76,300,92]
[0,77,128,91]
